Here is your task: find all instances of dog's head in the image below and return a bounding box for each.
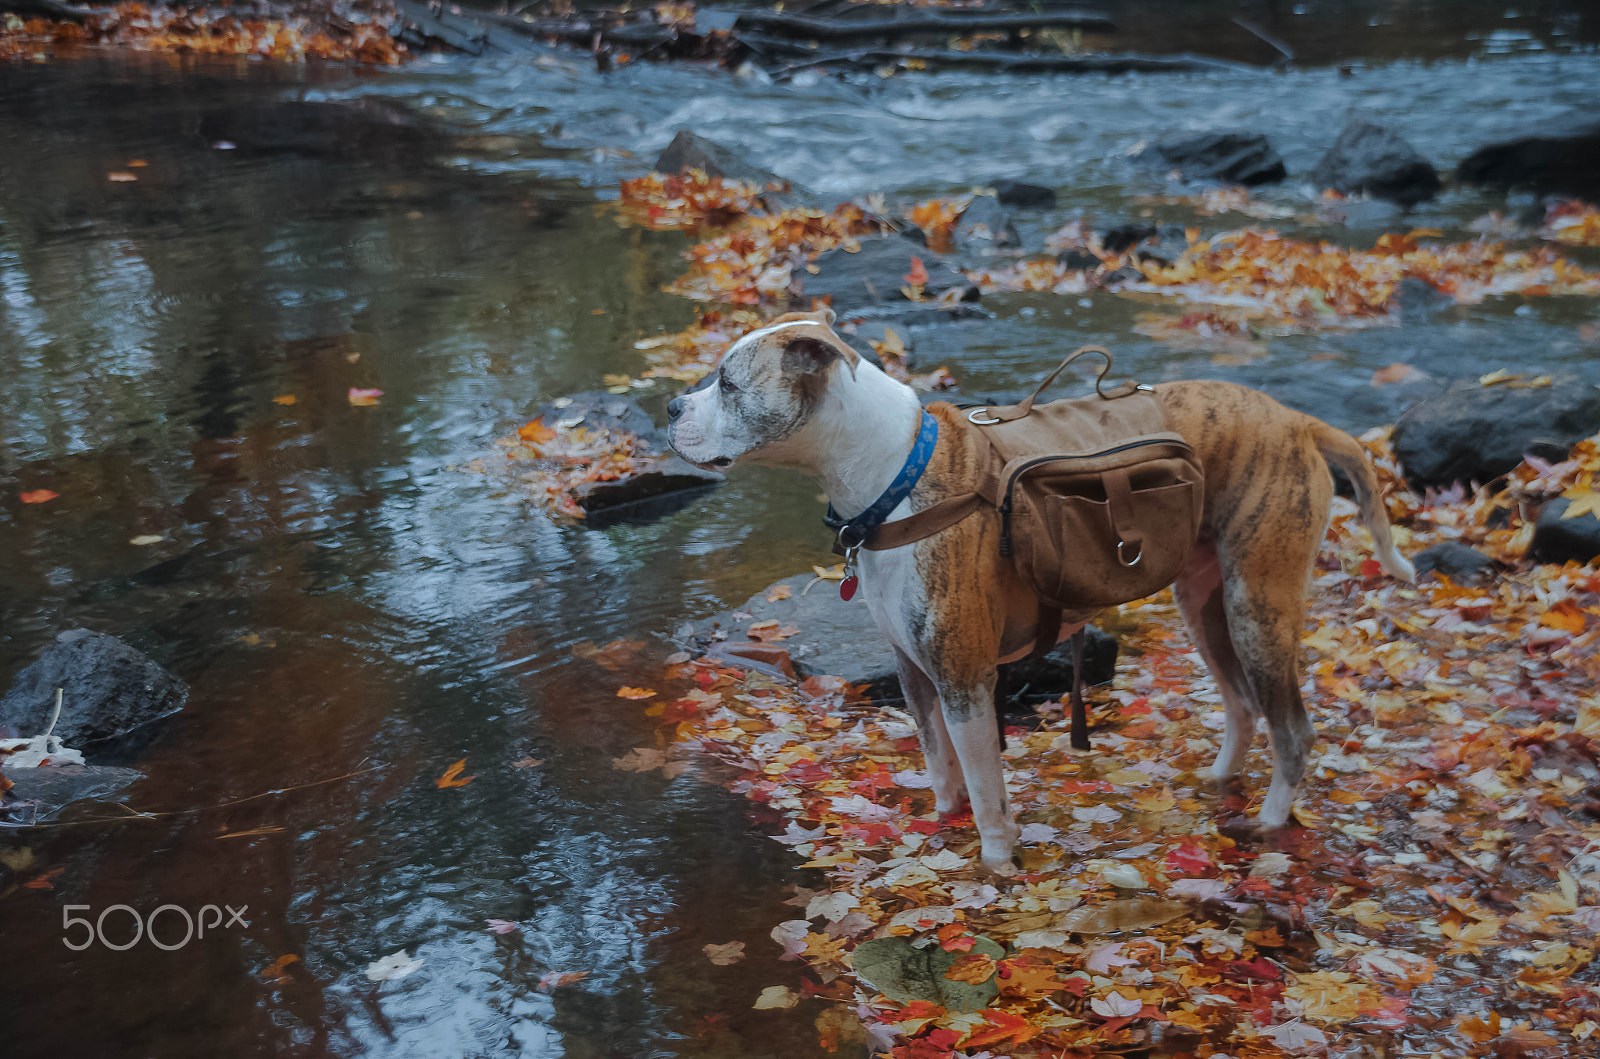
[666,307,861,469]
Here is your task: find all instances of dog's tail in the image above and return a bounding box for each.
[1312,421,1416,583]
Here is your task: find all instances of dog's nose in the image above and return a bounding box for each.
[667,396,684,420]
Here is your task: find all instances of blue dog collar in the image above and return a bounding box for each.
[825,409,939,548]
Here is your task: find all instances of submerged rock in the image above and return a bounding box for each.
[1308,119,1441,206]
[695,574,1117,709]
[0,630,187,752]
[3,764,143,823]
[803,236,977,315]
[1391,379,1600,490]
[1456,114,1600,200]
[953,194,1020,253]
[1136,131,1286,186]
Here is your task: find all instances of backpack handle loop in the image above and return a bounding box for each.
[969,346,1130,426]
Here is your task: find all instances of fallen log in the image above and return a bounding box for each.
[731,8,1116,41]
[3,0,97,20]
[769,45,1262,79]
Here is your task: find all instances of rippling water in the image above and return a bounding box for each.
[0,6,1598,1053]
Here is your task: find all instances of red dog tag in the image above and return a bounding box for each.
[839,575,859,601]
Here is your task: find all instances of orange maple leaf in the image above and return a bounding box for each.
[19,489,58,504]
[518,419,557,443]
[272,395,297,406]
[963,1010,1039,1050]
[616,686,657,700]
[435,759,476,788]
[1539,599,1587,634]
[903,256,930,287]
[261,954,300,982]
[347,387,383,407]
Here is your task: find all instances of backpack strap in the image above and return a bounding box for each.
[970,345,1141,425]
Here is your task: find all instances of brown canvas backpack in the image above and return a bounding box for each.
[862,347,1205,612]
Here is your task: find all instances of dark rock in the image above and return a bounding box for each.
[538,391,662,446]
[953,195,1020,252]
[1137,131,1286,186]
[654,129,787,187]
[1137,224,1192,268]
[803,236,976,315]
[535,392,723,521]
[1530,499,1600,566]
[1100,223,1157,255]
[1456,114,1600,200]
[1056,248,1103,271]
[1308,120,1441,206]
[840,320,918,370]
[1099,266,1143,286]
[696,574,1117,705]
[1393,379,1600,489]
[2,765,142,823]
[991,180,1056,209]
[1384,276,1454,324]
[0,630,187,750]
[1412,542,1496,581]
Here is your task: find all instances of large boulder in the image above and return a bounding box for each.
[1391,380,1600,490]
[1529,500,1600,567]
[1136,131,1286,186]
[654,129,787,187]
[695,574,1117,710]
[1456,114,1600,200]
[802,236,977,316]
[1308,120,1441,206]
[0,630,187,751]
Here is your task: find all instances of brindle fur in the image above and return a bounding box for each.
[667,310,1412,873]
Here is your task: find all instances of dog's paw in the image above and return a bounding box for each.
[982,854,1020,878]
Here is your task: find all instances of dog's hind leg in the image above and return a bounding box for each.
[934,670,1021,875]
[1173,550,1256,783]
[894,646,968,816]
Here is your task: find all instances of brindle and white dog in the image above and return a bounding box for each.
[667,308,1413,874]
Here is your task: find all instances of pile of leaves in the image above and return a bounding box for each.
[1538,200,1600,248]
[665,202,888,306]
[1,0,402,64]
[472,414,656,519]
[978,227,1600,331]
[631,306,768,385]
[615,169,781,231]
[594,432,1600,1057]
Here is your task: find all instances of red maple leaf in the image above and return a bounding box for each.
[1165,840,1214,876]
[963,1010,1038,1050]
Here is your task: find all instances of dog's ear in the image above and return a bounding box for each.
[782,332,859,380]
[810,304,836,327]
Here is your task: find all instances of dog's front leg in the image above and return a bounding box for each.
[893,647,967,815]
[935,669,1020,875]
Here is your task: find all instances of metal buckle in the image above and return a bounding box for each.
[1135,384,1155,392]
[836,524,867,552]
[1117,540,1142,567]
[967,408,1002,426]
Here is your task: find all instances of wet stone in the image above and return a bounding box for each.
[1391,378,1600,490]
[1308,119,1441,206]
[990,180,1056,209]
[0,630,186,753]
[953,194,1020,254]
[1456,112,1600,200]
[654,128,787,188]
[1135,131,1286,186]
[803,236,977,315]
[694,574,1117,707]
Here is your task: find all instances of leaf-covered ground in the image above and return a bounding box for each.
[593,433,1600,1058]
[1,0,403,64]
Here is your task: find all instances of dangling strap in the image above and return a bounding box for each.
[1068,628,1091,751]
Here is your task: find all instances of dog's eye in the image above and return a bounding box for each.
[719,373,739,394]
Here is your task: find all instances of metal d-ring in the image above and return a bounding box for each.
[1117,539,1143,567]
[967,408,1002,426]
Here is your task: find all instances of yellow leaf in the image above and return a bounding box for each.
[1479,369,1520,386]
[616,686,656,700]
[1559,477,1600,521]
